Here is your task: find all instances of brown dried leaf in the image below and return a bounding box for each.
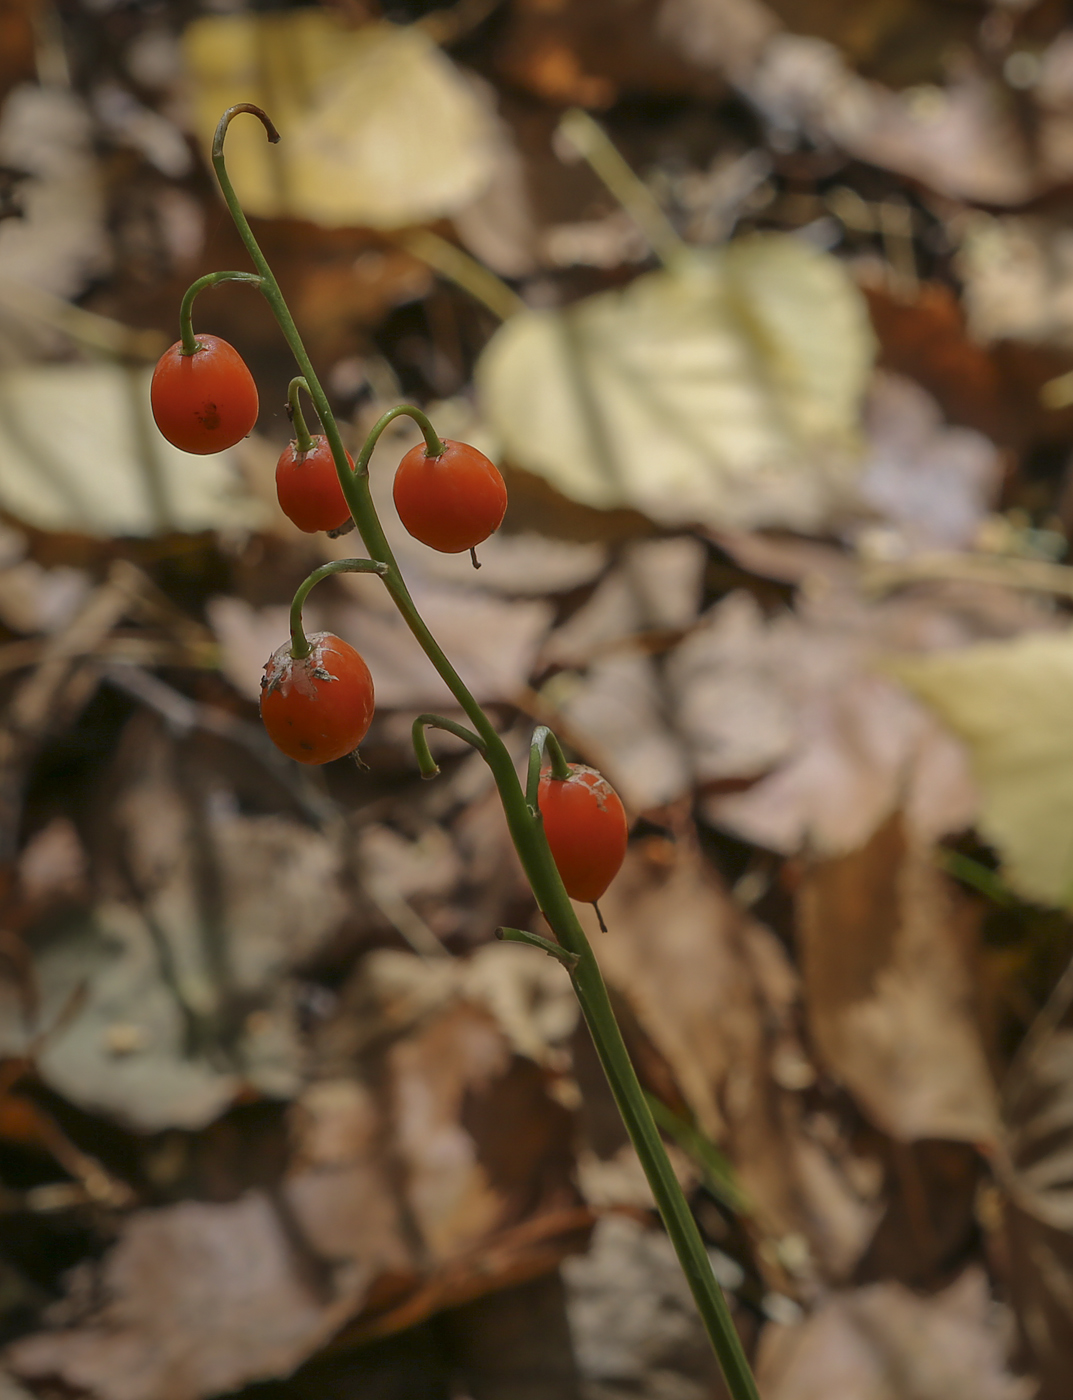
[210,583,552,713]
[674,589,980,857]
[756,1267,1032,1400]
[7,954,588,1398]
[857,373,1001,552]
[588,839,880,1279]
[492,0,726,106]
[6,1192,376,1400]
[105,714,349,996]
[0,86,109,312]
[796,814,999,1145]
[563,1214,735,1400]
[552,651,692,813]
[0,713,356,1130]
[0,903,239,1132]
[998,1027,1073,1398]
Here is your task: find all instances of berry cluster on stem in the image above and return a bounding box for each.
[150,102,759,1400]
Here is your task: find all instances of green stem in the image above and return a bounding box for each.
[179,270,263,356]
[527,724,571,807]
[399,228,526,322]
[496,926,579,970]
[289,559,389,660]
[353,403,445,474]
[411,713,486,778]
[287,376,316,454]
[557,108,686,271]
[645,1093,752,1217]
[213,104,758,1400]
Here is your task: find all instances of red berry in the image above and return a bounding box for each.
[393,439,507,553]
[538,764,628,904]
[260,632,374,765]
[275,436,352,533]
[151,335,259,455]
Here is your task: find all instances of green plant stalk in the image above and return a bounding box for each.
[528,723,572,802]
[178,270,263,356]
[210,104,759,1400]
[287,376,316,454]
[558,108,686,271]
[288,558,389,660]
[411,713,486,778]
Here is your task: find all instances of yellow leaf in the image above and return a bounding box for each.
[475,236,875,530]
[183,14,497,228]
[0,364,263,536]
[890,630,1073,907]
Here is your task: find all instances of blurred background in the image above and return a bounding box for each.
[2,0,1073,1396]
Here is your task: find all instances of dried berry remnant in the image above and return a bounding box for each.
[538,763,629,903]
[393,438,508,553]
[276,435,353,533]
[260,632,374,764]
[151,334,258,455]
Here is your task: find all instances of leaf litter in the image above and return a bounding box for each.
[6,1,1073,1396]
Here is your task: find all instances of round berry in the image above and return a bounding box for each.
[538,764,628,904]
[393,439,507,554]
[276,436,352,533]
[260,632,374,764]
[151,335,258,455]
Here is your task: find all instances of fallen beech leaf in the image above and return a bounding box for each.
[1000,1030,1073,1398]
[107,714,349,998]
[796,814,999,1145]
[958,215,1073,350]
[184,15,497,228]
[477,237,875,532]
[8,956,587,1396]
[210,582,551,713]
[492,0,728,105]
[756,1266,1031,1400]
[673,590,980,857]
[0,903,238,1132]
[664,9,1073,205]
[541,536,706,668]
[891,629,1073,907]
[335,945,577,1084]
[857,373,1001,551]
[0,713,355,1130]
[751,39,1042,204]
[0,364,262,537]
[0,86,109,306]
[860,280,1021,447]
[0,559,91,636]
[17,816,88,903]
[563,1214,733,1400]
[552,651,691,813]
[588,841,880,1278]
[6,1192,376,1400]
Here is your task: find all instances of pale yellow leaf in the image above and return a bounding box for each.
[0,364,263,536]
[891,629,1073,906]
[183,15,497,228]
[476,236,875,531]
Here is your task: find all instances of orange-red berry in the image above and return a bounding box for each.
[260,632,374,765]
[393,439,507,553]
[275,436,352,533]
[538,764,628,903]
[151,335,258,455]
